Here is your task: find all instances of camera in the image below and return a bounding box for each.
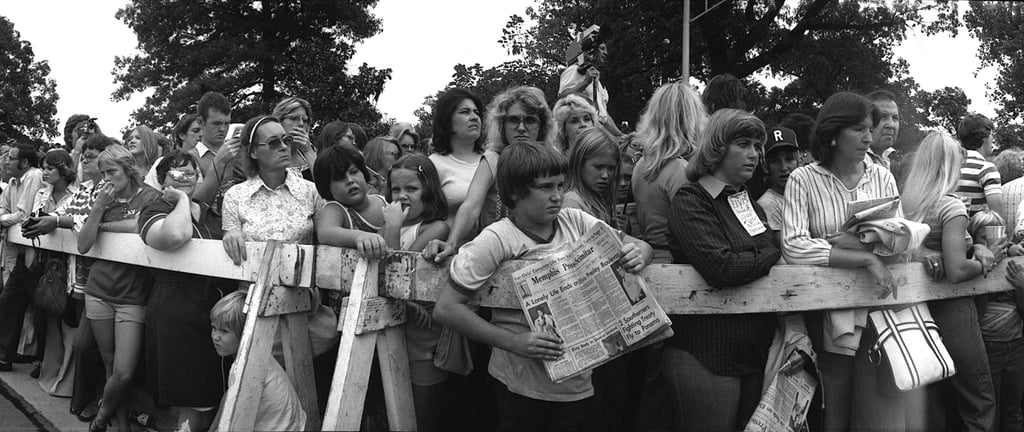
[563,25,602,66]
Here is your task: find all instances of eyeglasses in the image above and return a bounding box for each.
[80,153,98,163]
[167,170,198,182]
[504,115,541,130]
[255,135,294,150]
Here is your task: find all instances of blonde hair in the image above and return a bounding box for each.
[968,210,1005,241]
[210,290,248,336]
[130,126,162,171]
[553,94,598,152]
[635,82,706,182]
[902,132,964,222]
[484,86,556,153]
[567,127,620,222]
[97,144,143,189]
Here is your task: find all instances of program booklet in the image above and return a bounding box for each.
[512,223,672,383]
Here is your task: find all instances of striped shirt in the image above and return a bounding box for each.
[956,149,1001,218]
[781,162,900,356]
[1003,177,1024,240]
[782,162,901,265]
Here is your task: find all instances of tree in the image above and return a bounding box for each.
[413,60,562,138]
[498,0,955,124]
[0,15,59,147]
[915,86,970,134]
[112,0,391,136]
[965,2,1024,149]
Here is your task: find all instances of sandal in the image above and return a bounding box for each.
[77,400,99,422]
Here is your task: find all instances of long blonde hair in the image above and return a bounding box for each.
[635,81,706,181]
[902,131,964,222]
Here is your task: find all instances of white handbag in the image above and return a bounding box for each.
[868,303,956,391]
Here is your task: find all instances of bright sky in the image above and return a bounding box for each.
[1,0,1000,145]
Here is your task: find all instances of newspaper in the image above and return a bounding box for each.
[512,222,672,383]
[841,196,900,231]
[744,369,817,432]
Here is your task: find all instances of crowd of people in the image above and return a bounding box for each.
[0,52,1021,432]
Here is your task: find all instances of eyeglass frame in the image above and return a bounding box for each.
[503,114,542,130]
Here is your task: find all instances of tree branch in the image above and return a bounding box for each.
[731,0,832,78]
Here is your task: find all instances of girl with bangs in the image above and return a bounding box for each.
[564,127,620,224]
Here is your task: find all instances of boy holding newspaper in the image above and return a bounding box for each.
[433,142,653,432]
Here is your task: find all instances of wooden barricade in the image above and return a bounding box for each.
[9,225,1019,431]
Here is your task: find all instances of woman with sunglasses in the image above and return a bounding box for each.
[425,85,557,263]
[137,150,233,431]
[221,115,325,265]
[271,96,318,181]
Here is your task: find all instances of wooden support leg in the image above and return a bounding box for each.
[376,325,416,431]
[280,311,321,430]
[323,259,380,430]
[216,241,281,432]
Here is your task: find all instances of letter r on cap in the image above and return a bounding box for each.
[774,130,784,142]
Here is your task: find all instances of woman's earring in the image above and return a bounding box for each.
[830,140,836,147]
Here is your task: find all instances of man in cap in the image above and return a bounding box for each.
[757,126,800,242]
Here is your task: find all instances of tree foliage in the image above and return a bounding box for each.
[113,0,391,135]
[965,1,1024,149]
[0,15,59,147]
[417,0,957,146]
[915,86,970,134]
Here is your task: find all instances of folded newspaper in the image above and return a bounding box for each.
[512,223,673,383]
[744,369,817,432]
[840,196,900,231]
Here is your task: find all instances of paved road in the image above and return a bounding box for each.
[0,363,75,432]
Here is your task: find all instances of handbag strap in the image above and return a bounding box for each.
[869,306,954,388]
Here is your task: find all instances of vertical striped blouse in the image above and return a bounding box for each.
[782,162,900,265]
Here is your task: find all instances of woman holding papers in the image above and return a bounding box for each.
[666,109,783,431]
[781,92,900,431]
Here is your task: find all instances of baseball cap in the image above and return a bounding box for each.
[765,127,799,154]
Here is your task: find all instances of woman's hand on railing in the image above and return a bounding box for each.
[920,253,946,282]
[867,255,897,299]
[222,229,248,265]
[973,243,1003,277]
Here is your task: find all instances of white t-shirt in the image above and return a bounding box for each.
[756,189,785,231]
[560,65,609,121]
[449,208,603,402]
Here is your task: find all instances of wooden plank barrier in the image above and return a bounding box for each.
[9,225,1018,431]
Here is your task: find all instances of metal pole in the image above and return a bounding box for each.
[682,0,691,82]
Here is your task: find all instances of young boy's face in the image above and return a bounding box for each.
[513,174,566,227]
[766,148,799,191]
[211,322,240,357]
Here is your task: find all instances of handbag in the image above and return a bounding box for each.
[34,253,69,317]
[434,326,473,375]
[868,303,955,391]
